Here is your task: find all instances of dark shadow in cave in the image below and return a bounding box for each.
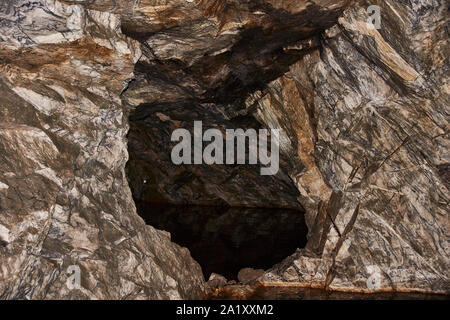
[134,201,308,280]
[125,100,309,281]
[121,0,328,281]
[125,101,310,280]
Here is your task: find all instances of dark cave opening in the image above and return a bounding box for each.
[125,102,309,281]
[134,201,307,280]
[121,3,323,281]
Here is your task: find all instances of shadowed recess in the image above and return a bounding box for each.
[135,202,308,280]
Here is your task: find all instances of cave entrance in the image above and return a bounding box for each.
[125,102,308,281]
[134,201,307,280]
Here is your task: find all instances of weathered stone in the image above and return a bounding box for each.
[206,273,227,289]
[0,0,448,299]
[124,0,350,209]
[0,0,204,299]
[259,0,449,294]
[238,268,265,284]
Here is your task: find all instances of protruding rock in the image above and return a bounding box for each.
[238,268,265,284]
[206,273,228,289]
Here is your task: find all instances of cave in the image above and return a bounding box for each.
[120,1,328,282]
[133,204,307,281]
[125,102,309,281]
[0,0,448,300]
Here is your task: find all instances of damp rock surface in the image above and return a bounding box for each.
[205,284,450,300]
[0,0,449,299]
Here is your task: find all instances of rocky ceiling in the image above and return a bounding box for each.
[0,0,448,299]
[122,0,349,208]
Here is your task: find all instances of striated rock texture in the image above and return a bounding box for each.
[127,102,303,208]
[258,0,450,293]
[0,0,448,299]
[122,0,350,208]
[0,0,204,299]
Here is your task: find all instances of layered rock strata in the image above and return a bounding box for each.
[0,0,448,298]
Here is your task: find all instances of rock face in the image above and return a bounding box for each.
[123,0,350,208]
[0,0,204,299]
[259,0,449,293]
[127,103,303,208]
[0,0,448,299]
